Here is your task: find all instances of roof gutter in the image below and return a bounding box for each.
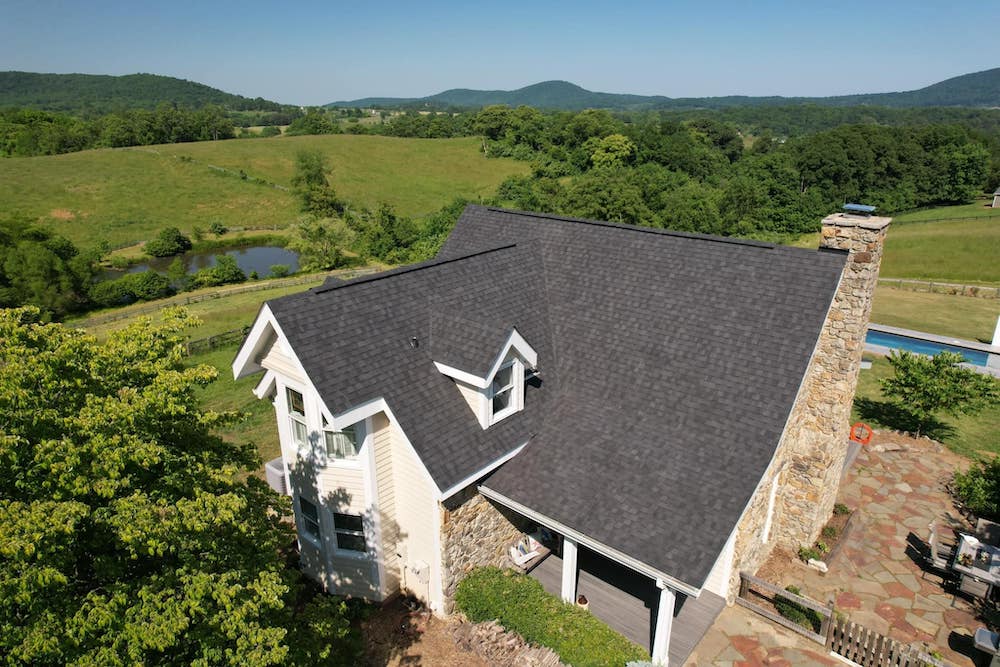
[478,485,701,598]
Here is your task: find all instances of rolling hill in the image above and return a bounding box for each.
[0,71,289,116]
[327,68,1000,111]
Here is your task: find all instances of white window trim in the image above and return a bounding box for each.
[332,511,368,556]
[322,419,363,468]
[297,496,323,549]
[488,359,522,425]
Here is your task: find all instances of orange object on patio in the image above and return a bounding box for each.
[849,422,873,445]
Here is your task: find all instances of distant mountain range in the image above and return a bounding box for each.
[327,68,1000,111]
[0,71,289,115]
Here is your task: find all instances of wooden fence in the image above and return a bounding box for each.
[737,573,948,667]
[878,278,1000,299]
[76,267,380,328]
[829,616,946,667]
[185,326,251,356]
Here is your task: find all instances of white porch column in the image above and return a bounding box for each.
[560,537,578,603]
[651,580,676,666]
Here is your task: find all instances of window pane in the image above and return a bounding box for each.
[492,388,511,414]
[304,519,321,540]
[291,418,308,446]
[325,424,358,459]
[300,498,318,521]
[334,513,364,533]
[287,388,305,416]
[336,532,366,552]
[494,364,513,391]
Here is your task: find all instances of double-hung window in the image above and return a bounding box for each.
[299,497,321,542]
[490,360,518,423]
[333,513,366,553]
[287,388,308,448]
[323,417,358,460]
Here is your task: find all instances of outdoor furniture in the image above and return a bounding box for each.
[974,628,1000,667]
[925,522,956,581]
[951,533,1000,601]
[978,518,1000,547]
[508,531,552,574]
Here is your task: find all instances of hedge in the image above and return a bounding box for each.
[455,567,650,667]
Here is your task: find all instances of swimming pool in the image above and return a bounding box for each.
[865,329,991,367]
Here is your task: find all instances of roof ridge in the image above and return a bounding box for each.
[311,243,519,294]
[483,206,777,250]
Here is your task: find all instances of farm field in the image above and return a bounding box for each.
[869,286,999,342]
[0,134,529,249]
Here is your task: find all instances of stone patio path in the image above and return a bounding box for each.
[688,432,986,666]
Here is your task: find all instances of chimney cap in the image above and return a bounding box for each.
[843,203,877,216]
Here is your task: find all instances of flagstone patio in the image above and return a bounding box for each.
[688,431,990,666]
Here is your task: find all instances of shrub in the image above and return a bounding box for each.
[798,546,822,562]
[953,458,1000,521]
[455,567,649,667]
[833,503,850,516]
[821,525,838,540]
[89,270,173,307]
[773,585,823,634]
[145,227,193,257]
[192,255,246,288]
[260,125,281,137]
[268,264,291,278]
[208,221,228,236]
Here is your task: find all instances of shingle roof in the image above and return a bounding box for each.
[263,205,847,590]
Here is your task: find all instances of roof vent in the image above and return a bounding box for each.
[842,203,876,218]
[409,336,419,349]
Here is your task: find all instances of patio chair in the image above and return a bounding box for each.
[959,573,991,601]
[978,518,1000,547]
[925,522,957,581]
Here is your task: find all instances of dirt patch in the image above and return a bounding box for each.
[49,208,75,220]
[361,596,487,667]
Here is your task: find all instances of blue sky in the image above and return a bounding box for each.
[2,0,997,105]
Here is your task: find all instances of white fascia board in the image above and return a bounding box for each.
[253,369,276,399]
[232,303,275,379]
[433,362,488,389]
[432,328,539,389]
[478,486,701,598]
[438,442,527,501]
[486,328,538,380]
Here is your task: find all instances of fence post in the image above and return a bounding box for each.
[822,600,835,647]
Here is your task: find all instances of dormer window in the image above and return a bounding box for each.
[432,326,537,429]
[490,361,517,421]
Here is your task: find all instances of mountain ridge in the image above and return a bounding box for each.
[326,68,1000,110]
[0,71,290,115]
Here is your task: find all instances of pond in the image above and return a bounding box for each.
[104,245,300,280]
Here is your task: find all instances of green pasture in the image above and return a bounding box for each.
[0,134,528,249]
[870,286,998,342]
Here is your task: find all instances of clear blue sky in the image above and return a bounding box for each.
[2,0,997,105]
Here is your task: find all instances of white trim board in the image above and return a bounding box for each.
[439,442,527,500]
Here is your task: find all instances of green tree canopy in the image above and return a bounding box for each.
[881,350,1000,435]
[0,307,358,665]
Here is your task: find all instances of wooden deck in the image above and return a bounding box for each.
[530,547,725,665]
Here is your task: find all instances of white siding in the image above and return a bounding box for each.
[387,417,440,606]
[454,380,484,421]
[703,529,737,597]
[372,412,401,595]
[259,341,305,384]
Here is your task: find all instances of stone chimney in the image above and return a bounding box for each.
[774,210,891,549]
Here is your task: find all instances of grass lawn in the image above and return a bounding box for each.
[879,217,1000,285]
[193,345,280,470]
[853,357,1000,459]
[0,134,529,249]
[870,286,999,342]
[785,203,1000,285]
[74,277,324,341]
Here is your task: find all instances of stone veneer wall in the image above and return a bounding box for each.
[439,486,532,613]
[725,214,890,602]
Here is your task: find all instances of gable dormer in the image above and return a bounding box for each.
[430,321,538,430]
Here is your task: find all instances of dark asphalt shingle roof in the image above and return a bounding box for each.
[264,205,847,590]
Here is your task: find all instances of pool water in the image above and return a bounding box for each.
[865,329,990,367]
